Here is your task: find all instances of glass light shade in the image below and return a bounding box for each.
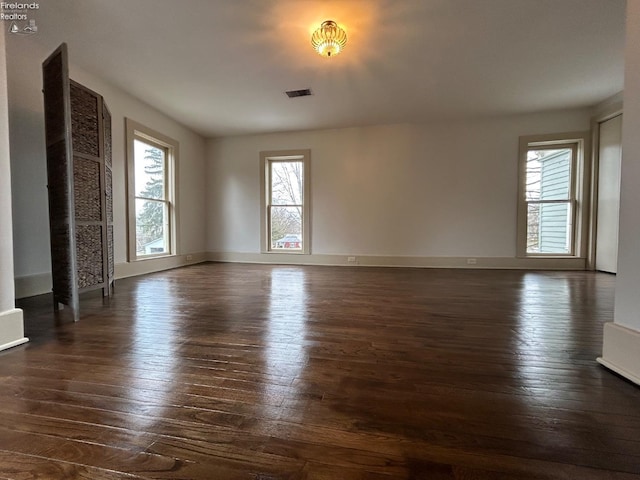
[311,20,347,57]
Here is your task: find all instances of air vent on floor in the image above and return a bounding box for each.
[285,88,312,98]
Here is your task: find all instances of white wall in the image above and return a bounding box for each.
[0,31,14,313]
[207,110,590,264]
[614,0,640,333]
[6,36,207,296]
[597,0,640,385]
[0,30,27,351]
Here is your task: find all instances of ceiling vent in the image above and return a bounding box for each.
[285,88,312,98]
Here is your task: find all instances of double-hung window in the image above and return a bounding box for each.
[260,150,310,254]
[517,133,588,257]
[126,119,178,260]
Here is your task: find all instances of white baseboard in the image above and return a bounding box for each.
[114,251,209,279]
[207,252,587,270]
[13,251,586,300]
[15,271,51,299]
[597,322,640,386]
[14,252,209,299]
[0,308,28,352]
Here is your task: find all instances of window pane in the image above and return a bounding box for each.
[135,198,168,255]
[526,148,571,201]
[527,202,572,254]
[271,161,303,205]
[270,206,302,250]
[134,139,165,199]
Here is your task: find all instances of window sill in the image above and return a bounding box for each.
[262,250,310,255]
[518,255,584,259]
[131,253,176,262]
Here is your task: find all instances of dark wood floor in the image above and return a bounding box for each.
[1,263,639,479]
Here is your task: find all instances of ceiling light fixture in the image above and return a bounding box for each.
[311,20,347,58]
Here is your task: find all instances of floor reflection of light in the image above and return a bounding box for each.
[515,272,580,397]
[265,268,308,406]
[515,272,609,450]
[128,277,179,428]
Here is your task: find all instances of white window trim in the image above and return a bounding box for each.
[126,118,179,262]
[516,131,590,259]
[260,149,311,255]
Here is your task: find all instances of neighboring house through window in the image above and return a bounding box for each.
[517,132,589,258]
[260,150,310,254]
[126,118,178,261]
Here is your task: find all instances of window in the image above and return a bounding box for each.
[517,132,589,257]
[126,119,178,261]
[260,150,310,254]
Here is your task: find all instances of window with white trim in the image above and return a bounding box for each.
[260,150,310,254]
[517,132,588,257]
[126,119,178,261]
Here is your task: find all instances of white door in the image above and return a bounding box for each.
[596,114,623,273]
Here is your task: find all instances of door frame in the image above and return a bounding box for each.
[587,102,623,271]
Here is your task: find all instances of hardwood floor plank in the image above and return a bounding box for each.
[0,427,182,477]
[0,450,149,480]
[1,264,638,479]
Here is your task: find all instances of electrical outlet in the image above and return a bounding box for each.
[466,258,477,265]
[348,256,356,263]
[186,254,193,261]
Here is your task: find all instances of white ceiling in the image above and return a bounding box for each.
[29,0,626,137]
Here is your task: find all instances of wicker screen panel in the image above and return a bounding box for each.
[46,141,74,303]
[43,52,66,145]
[105,167,113,223]
[73,157,101,221]
[104,107,112,168]
[76,224,104,288]
[44,44,115,317]
[47,141,71,223]
[108,225,114,278]
[47,141,75,303]
[50,224,73,304]
[70,83,99,158]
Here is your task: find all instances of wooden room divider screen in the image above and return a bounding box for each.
[42,43,114,321]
